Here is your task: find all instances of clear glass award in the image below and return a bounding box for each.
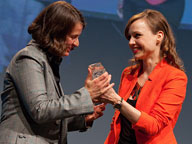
[89,62,106,79]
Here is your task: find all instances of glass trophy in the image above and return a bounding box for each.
[89,62,106,79]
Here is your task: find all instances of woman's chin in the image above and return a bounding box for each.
[63,52,70,57]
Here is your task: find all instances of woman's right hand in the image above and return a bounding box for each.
[100,88,121,105]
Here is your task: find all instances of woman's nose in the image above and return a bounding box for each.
[73,38,79,47]
[129,37,135,46]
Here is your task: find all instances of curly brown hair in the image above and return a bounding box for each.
[28,1,85,57]
[124,9,184,71]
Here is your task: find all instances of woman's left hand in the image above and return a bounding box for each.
[85,103,106,123]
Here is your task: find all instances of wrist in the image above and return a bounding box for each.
[113,97,123,110]
[112,94,122,105]
[80,115,93,132]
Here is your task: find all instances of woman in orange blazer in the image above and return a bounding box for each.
[101,9,187,144]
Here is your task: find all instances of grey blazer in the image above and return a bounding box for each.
[0,40,94,144]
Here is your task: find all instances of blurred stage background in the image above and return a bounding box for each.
[0,0,191,143]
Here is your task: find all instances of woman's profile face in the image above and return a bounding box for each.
[61,22,83,57]
[127,19,161,61]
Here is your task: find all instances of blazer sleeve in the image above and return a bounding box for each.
[9,55,94,124]
[132,69,188,136]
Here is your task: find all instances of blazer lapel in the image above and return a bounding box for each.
[59,82,64,96]
[29,39,62,98]
[44,54,62,97]
[119,67,140,101]
[136,59,167,110]
[48,66,61,97]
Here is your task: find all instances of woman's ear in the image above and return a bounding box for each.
[156,31,164,45]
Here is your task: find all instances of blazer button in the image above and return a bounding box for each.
[18,134,25,138]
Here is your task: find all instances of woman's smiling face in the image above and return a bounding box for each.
[128,19,161,61]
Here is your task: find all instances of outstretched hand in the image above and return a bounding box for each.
[100,88,120,105]
[85,68,114,100]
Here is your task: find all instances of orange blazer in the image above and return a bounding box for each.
[104,59,187,144]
